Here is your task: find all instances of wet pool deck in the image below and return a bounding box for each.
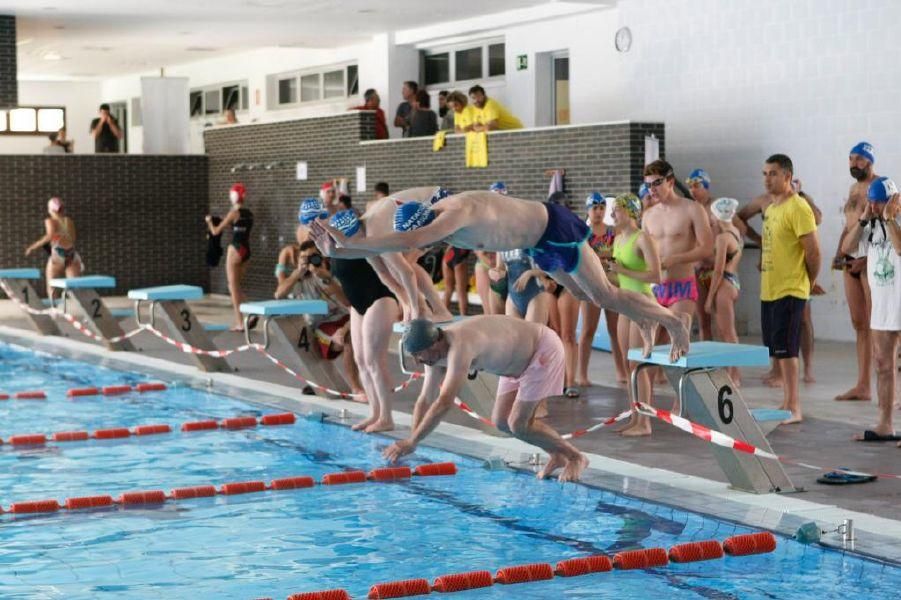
[1,294,899,564]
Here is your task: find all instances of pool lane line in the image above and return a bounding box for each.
[0,382,166,401]
[0,462,457,515]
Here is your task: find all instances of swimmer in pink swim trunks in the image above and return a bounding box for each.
[383,316,588,482]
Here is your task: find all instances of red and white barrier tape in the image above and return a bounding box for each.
[0,280,54,316]
[139,324,261,357]
[453,399,632,439]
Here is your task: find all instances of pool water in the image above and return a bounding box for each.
[0,342,898,600]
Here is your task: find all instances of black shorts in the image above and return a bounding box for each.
[761,296,806,359]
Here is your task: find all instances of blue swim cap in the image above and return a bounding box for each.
[394,201,436,232]
[298,198,327,225]
[850,141,875,164]
[638,183,650,199]
[686,168,711,189]
[867,176,897,203]
[489,181,507,194]
[585,192,606,207]
[330,209,361,237]
[429,186,451,205]
[402,318,442,354]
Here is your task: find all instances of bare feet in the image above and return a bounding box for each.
[619,422,652,437]
[781,412,803,425]
[350,388,368,404]
[667,313,692,362]
[229,325,244,332]
[834,387,871,401]
[352,415,379,431]
[637,320,659,358]
[431,307,455,322]
[766,378,784,388]
[537,452,566,479]
[576,379,594,388]
[803,372,816,384]
[364,418,395,433]
[559,454,589,482]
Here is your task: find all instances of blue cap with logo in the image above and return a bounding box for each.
[850,141,875,164]
[686,168,711,189]
[329,209,361,237]
[867,176,897,203]
[585,192,606,207]
[638,183,650,199]
[429,186,451,205]
[489,181,507,194]
[298,198,328,225]
[394,201,436,232]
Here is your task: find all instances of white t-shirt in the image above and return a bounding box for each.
[864,217,901,331]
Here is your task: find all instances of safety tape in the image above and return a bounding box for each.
[453,399,632,439]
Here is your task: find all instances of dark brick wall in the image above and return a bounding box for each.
[0,156,209,296]
[0,16,16,109]
[204,113,663,298]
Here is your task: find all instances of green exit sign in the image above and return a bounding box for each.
[516,54,528,71]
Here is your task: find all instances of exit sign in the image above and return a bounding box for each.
[516,55,528,71]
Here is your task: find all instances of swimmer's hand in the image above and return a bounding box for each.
[317,220,351,248]
[885,193,900,220]
[309,221,338,256]
[810,282,826,296]
[512,271,532,292]
[383,439,415,463]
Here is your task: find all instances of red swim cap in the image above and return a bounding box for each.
[320,181,334,191]
[230,183,246,201]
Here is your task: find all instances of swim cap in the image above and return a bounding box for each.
[867,176,898,203]
[330,209,361,237]
[638,183,650,199]
[47,197,63,213]
[585,192,606,207]
[429,186,451,205]
[229,183,246,204]
[402,318,442,354]
[394,201,436,232]
[685,169,711,189]
[320,181,334,192]
[489,181,507,195]
[298,198,327,225]
[850,141,875,164]
[614,193,642,220]
[710,197,739,222]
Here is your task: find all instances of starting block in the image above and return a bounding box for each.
[240,299,352,395]
[50,275,135,351]
[0,268,61,335]
[628,341,798,494]
[128,285,230,372]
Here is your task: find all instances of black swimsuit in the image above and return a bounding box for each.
[330,258,396,315]
[231,208,253,263]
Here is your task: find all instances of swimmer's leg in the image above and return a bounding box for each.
[362,297,400,433]
[349,308,380,430]
[507,400,586,482]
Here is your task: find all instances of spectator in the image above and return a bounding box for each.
[374,182,390,199]
[44,127,73,154]
[352,88,388,140]
[338,194,353,212]
[224,108,238,125]
[446,91,474,133]
[409,89,438,137]
[393,80,418,138]
[468,85,523,131]
[89,103,123,153]
[438,90,454,131]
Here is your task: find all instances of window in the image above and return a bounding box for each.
[421,40,505,87]
[323,70,344,99]
[131,97,142,127]
[300,73,320,102]
[278,77,298,104]
[424,52,449,85]
[488,43,506,77]
[346,65,358,96]
[0,106,66,136]
[222,85,240,111]
[268,63,359,108]
[0,110,6,132]
[190,91,203,117]
[455,47,482,81]
[241,85,249,110]
[189,81,250,118]
[204,90,220,115]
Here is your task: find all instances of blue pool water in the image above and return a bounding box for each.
[0,341,898,600]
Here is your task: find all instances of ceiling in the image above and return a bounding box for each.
[2,0,609,79]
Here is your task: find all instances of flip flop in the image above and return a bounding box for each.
[564,387,580,398]
[855,430,901,442]
[816,469,876,485]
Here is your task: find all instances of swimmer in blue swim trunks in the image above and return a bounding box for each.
[311,190,691,361]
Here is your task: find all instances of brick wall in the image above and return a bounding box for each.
[204,113,663,299]
[0,156,209,296]
[0,15,16,109]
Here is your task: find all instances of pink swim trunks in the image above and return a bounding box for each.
[496,327,565,404]
[653,276,699,308]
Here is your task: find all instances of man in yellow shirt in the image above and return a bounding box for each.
[446,91,475,133]
[468,85,523,131]
[759,153,821,425]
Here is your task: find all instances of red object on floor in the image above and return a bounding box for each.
[260,412,296,425]
[133,424,171,436]
[287,590,351,600]
[170,485,217,500]
[723,532,777,556]
[65,495,114,510]
[555,555,613,577]
[271,476,315,490]
[102,385,132,396]
[135,382,167,392]
[494,563,554,584]
[53,431,90,442]
[118,490,167,504]
[432,570,494,592]
[181,420,219,432]
[367,578,431,599]
[93,428,131,440]
[369,466,413,481]
[67,387,100,397]
[668,540,724,563]
[9,499,60,513]
[321,471,367,485]
[613,548,669,570]
[14,391,46,399]
[219,480,267,495]
[413,463,457,477]
[9,434,47,445]
[220,416,258,429]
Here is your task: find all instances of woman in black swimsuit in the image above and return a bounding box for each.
[704,197,743,385]
[206,183,254,331]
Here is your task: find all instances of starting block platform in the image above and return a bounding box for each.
[50,275,134,351]
[0,268,61,335]
[628,341,798,494]
[129,285,230,372]
[240,299,352,395]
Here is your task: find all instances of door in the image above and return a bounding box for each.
[552,53,570,125]
[107,101,128,153]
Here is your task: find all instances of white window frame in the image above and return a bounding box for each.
[188,80,250,120]
[421,38,505,90]
[268,62,359,109]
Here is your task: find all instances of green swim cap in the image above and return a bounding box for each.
[402,319,441,354]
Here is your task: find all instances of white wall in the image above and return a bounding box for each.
[0,80,101,154]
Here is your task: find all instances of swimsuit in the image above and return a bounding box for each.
[588,227,615,256]
[654,276,699,308]
[231,207,254,263]
[612,231,652,296]
[443,246,471,269]
[330,258,396,315]
[526,202,591,273]
[274,263,291,278]
[49,217,82,269]
[496,326,565,404]
[502,249,542,317]
[293,275,350,359]
[720,231,742,291]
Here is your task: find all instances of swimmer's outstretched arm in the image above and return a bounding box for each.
[326,214,460,253]
[411,366,444,430]
[24,219,56,256]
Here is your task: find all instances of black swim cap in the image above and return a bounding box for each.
[403,319,441,354]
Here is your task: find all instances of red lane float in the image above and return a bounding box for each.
[271,476,315,490]
[494,563,554,585]
[287,591,351,600]
[368,578,431,599]
[9,434,47,445]
[93,428,131,440]
[219,480,267,495]
[181,420,219,432]
[669,540,724,563]
[67,387,100,397]
[9,499,60,513]
[136,382,167,392]
[170,485,217,500]
[555,555,613,577]
[260,412,296,426]
[321,471,367,485]
[13,391,46,400]
[220,416,258,429]
[118,490,167,505]
[53,430,89,442]
[0,393,8,400]
[414,463,457,477]
[432,571,493,593]
[102,385,132,396]
[369,466,412,481]
[613,548,669,570]
[723,532,777,556]
[65,495,114,510]
[133,424,171,436]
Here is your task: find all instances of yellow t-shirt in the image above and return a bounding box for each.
[760,194,817,301]
[453,105,475,131]
[472,98,523,130]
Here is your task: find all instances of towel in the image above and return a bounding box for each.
[465,131,488,168]
[432,130,447,152]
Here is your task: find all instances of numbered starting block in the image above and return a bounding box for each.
[129,285,230,372]
[240,300,352,395]
[0,268,61,335]
[50,275,135,351]
[628,342,798,494]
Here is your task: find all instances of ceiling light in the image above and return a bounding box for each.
[42,51,62,61]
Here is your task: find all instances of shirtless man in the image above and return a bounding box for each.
[383,317,588,481]
[312,191,691,361]
[832,142,877,401]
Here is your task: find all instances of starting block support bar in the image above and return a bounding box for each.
[629,341,798,494]
[0,269,60,335]
[50,276,134,351]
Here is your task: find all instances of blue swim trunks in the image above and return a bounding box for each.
[526,202,591,273]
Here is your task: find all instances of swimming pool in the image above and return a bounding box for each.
[0,341,898,600]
